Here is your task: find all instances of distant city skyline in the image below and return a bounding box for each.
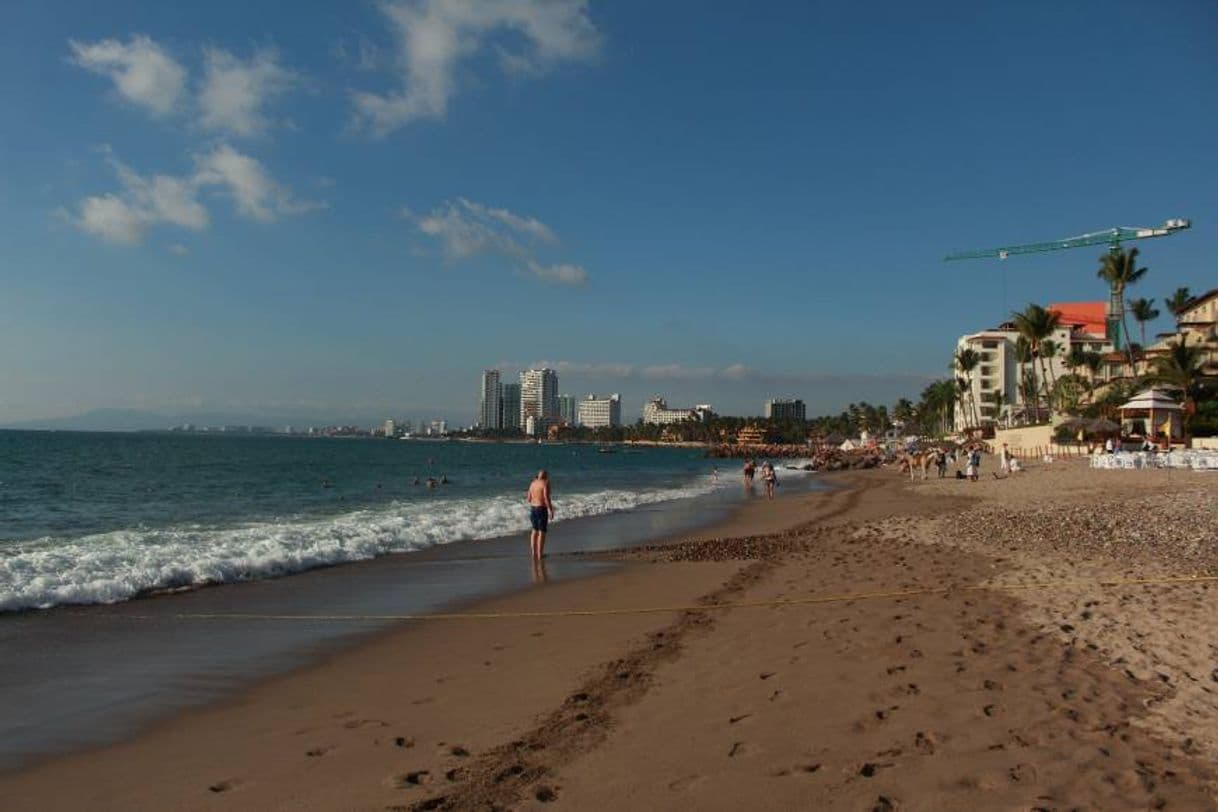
[2,2,1215,427]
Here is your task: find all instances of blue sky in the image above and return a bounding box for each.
[2,0,1216,426]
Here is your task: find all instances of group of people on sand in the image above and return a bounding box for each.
[742,459,778,499]
[949,442,1020,481]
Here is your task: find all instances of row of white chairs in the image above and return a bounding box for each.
[1089,451,1218,471]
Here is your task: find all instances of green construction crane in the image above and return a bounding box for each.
[944,218,1191,349]
[944,218,1190,262]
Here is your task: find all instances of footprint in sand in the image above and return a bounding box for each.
[534,785,560,803]
[208,778,242,793]
[392,770,432,788]
[306,746,333,757]
[668,774,706,792]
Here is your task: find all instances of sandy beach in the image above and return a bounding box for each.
[4,460,1218,810]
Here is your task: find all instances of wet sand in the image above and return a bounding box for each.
[4,462,1217,810]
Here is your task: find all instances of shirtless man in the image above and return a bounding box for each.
[526,470,555,561]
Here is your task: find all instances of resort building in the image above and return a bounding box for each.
[951,301,1115,431]
[479,369,502,430]
[500,383,522,431]
[736,425,770,445]
[558,394,578,427]
[427,419,447,435]
[1141,288,1218,374]
[765,398,806,421]
[577,394,622,428]
[642,396,695,425]
[381,419,397,438]
[520,368,560,436]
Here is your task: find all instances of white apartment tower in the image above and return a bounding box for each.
[578,394,622,428]
[479,369,502,430]
[520,368,560,435]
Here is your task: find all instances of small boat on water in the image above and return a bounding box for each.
[597,447,616,454]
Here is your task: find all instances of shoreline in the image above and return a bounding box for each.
[6,462,1217,810]
[0,470,828,772]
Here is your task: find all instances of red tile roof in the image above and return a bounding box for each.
[1049,301,1107,336]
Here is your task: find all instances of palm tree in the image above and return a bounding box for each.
[1128,297,1160,367]
[1096,246,1148,373]
[1083,351,1104,404]
[1041,338,1060,396]
[1148,338,1218,447]
[954,348,981,428]
[1012,303,1061,419]
[955,376,972,432]
[1165,287,1193,330]
[1014,335,1034,422]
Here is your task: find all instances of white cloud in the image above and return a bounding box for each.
[75,194,146,244]
[352,0,599,136]
[194,144,325,222]
[168,243,189,255]
[69,146,323,244]
[409,197,585,285]
[199,47,298,137]
[527,260,586,285]
[71,155,209,244]
[69,35,186,116]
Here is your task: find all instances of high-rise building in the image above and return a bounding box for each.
[642,396,694,425]
[382,419,397,437]
[428,419,448,435]
[520,368,559,435]
[558,394,578,426]
[578,394,621,428]
[765,398,806,421]
[479,369,502,430]
[500,383,522,431]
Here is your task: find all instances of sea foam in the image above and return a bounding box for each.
[0,480,719,613]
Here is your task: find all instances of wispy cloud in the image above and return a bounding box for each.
[195,144,325,222]
[351,0,600,136]
[69,35,187,117]
[408,197,587,285]
[495,361,937,390]
[198,47,299,137]
[67,145,324,244]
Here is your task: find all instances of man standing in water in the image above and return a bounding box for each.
[526,470,555,561]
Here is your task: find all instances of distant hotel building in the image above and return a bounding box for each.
[479,370,502,430]
[765,398,806,421]
[642,396,695,425]
[427,419,448,435]
[520,368,559,436]
[381,419,397,437]
[500,383,522,431]
[558,394,578,427]
[578,394,622,428]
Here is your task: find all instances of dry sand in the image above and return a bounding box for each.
[4,462,1217,811]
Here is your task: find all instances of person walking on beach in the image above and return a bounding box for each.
[999,443,1011,475]
[743,459,756,491]
[526,470,555,561]
[967,447,981,482]
[936,449,948,478]
[760,460,778,499]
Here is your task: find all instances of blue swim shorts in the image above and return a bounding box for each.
[529,505,549,532]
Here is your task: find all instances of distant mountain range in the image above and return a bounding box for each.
[0,408,373,433]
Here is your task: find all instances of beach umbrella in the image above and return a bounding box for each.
[1087,418,1120,434]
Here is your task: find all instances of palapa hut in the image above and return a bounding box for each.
[1118,387,1183,442]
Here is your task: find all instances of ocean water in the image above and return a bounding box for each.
[0,431,739,613]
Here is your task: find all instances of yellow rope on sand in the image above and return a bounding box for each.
[110,573,1218,623]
